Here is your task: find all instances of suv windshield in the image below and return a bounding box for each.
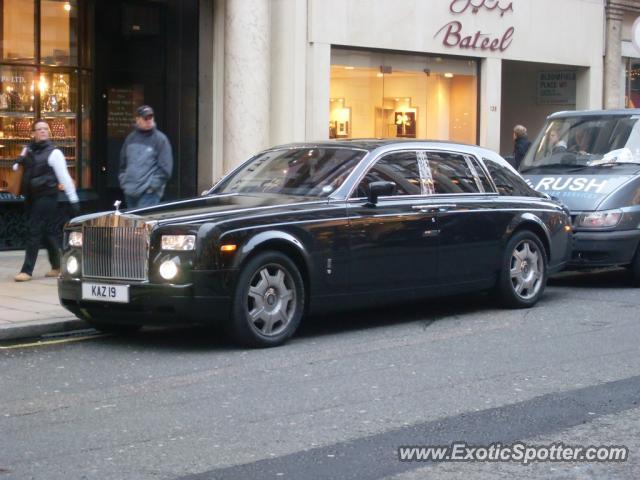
[520,114,640,172]
[212,147,366,197]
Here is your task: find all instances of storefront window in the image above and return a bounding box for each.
[0,0,91,197]
[41,0,78,67]
[80,70,91,188]
[0,66,36,193]
[330,49,478,144]
[1,0,36,64]
[625,58,640,108]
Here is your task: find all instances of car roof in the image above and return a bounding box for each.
[548,109,640,119]
[267,138,491,154]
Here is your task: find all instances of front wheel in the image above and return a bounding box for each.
[228,251,305,348]
[496,231,548,308]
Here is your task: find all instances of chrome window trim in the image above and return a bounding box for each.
[345,146,501,200]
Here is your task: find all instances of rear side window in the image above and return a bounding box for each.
[425,151,482,194]
[483,157,537,196]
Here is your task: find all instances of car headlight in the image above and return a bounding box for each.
[576,209,623,229]
[159,259,179,280]
[161,234,196,251]
[66,255,79,275]
[68,231,83,247]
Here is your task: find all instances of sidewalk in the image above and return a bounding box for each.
[0,250,87,341]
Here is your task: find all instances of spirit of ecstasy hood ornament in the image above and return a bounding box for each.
[114,200,122,215]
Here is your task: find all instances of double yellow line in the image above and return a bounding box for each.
[0,333,109,350]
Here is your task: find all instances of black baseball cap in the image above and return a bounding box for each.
[136,105,154,117]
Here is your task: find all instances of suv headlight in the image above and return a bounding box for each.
[68,231,83,247]
[575,209,623,229]
[161,234,196,251]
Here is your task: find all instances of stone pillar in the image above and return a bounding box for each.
[604,2,624,109]
[479,57,502,153]
[224,0,271,170]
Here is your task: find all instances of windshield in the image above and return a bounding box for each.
[212,147,367,197]
[520,114,640,172]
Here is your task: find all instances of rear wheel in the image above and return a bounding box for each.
[496,230,547,308]
[228,251,304,348]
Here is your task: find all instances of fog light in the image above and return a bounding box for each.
[66,255,79,275]
[159,259,179,280]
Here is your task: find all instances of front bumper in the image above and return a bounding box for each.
[568,229,640,268]
[58,271,234,326]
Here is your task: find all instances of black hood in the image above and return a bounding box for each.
[69,193,326,227]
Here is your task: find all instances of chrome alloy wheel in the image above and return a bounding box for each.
[246,264,297,336]
[509,239,544,300]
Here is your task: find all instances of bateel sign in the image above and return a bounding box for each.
[435,0,515,52]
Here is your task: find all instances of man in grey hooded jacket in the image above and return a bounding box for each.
[119,105,173,208]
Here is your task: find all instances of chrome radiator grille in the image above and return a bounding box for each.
[82,226,149,281]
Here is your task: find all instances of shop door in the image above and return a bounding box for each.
[93,0,198,209]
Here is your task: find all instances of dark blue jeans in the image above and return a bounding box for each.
[125,191,161,209]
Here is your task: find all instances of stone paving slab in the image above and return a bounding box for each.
[0,250,85,341]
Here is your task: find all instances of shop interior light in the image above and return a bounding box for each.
[444,72,454,78]
[64,2,71,12]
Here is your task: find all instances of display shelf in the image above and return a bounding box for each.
[0,111,36,118]
[41,112,76,118]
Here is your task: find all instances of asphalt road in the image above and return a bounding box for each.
[1,269,640,480]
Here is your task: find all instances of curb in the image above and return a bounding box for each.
[0,317,89,341]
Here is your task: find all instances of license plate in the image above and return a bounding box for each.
[82,283,129,303]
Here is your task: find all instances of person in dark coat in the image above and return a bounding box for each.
[14,120,80,282]
[118,105,173,208]
[512,124,532,169]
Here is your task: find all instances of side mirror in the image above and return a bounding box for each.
[367,181,396,206]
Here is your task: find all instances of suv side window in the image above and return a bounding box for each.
[483,157,536,196]
[425,151,482,194]
[354,151,421,197]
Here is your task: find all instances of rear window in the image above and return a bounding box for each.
[484,157,539,197]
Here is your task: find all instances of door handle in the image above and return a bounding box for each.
[412,204,457,213]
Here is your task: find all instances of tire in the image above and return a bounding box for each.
[496,230,548,308]
[227,251,305,348]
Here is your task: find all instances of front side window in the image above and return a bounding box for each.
[354,151,421,198]
[214,148,366,197]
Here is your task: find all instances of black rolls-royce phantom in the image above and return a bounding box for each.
[58,140,572,347]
